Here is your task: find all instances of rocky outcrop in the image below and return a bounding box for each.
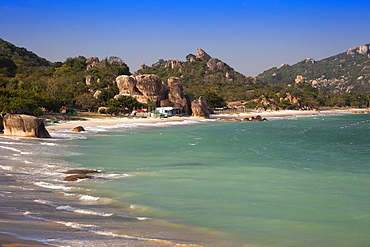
[207,58,217,70]
[115,74,202,116]
[0,115,4,133]
[305,58,315,64]
[72,126,85,132]
[140,63,149,71]
[63,169,100,174]
[164,60,181,69]
[116,74,164,104]
[295,75,306,84]
[191,97,210,118]
[86,57,105,70]
[167,77,189,114]
[133,74,164,103]
[196,48,211,61]
[3,114,51,138]
[358,44,369,55]
[85,75,94,85]
[347,46,357,55]
[64,174,93,181]
[347,45,369,55]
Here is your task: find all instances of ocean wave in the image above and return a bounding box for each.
[97,173,134,179]
[34,199,113,217]
[34,182,73,190]
[56,205,113,217]
[0,165,13,170]
[0,145,22,153]
[79,194,100,201]
[55,220,98,230]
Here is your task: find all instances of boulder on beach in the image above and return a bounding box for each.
[63,169,100,174]
[64,174,94,181]
[72,126,85,132]
[191,97,210,118]
[2,114,51,138]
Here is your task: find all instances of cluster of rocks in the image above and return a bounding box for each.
[216,115,267,122]
[140,48,229,75]
[310,77,353,93]
[115,74,210,118]
[347,44,370,56]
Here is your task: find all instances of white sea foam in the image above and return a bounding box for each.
[35,199,113,217]
[83,119,209,133]
[34,199,58,207]
[54,220,98,230]
[98,173,133,179]
[79,195,100,201]
[23,211,44,221]
[40,142,57,146]
[34,182,73,190]
[0,165,12,170]
[56,205,113,217]
[0,145,22,153]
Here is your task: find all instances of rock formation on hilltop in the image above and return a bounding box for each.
[347,44,370,55]
[2,114,51,138]
[196,48,212,61]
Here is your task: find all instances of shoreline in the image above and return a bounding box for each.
[45,108,367,131]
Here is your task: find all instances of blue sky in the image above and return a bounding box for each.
[1,0,369,76]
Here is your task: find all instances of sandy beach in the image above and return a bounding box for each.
[44,108,366,131]
[0,108,368,246]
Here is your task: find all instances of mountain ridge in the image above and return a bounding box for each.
[257,44,370,93]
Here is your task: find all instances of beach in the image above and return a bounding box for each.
[0,108,369,246]
[44,108,361,131]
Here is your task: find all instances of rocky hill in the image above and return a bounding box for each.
[136,48,256,101]
[257,44,370,93]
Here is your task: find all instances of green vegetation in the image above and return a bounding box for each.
[0,38,369,116]
[0,38,132,115]
[137,58,255,101]
[257,47,370,93]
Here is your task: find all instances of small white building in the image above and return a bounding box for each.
[155,107,180,116]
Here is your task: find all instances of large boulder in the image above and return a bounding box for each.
[133,74,163,101]
[196,48,211,61]
[116,74,166,104]
[167,77,189,114]
[207,58,217,70]
[358,44,369,55]
[191,97,210,118]
[0,115,4,132]
[3,114,51,138]
[116,75,139,96]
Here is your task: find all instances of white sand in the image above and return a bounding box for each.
[45,108,367,131]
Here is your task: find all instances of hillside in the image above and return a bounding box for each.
[257,44,370,93]
[136,48,257,101]
[0,38,50,68]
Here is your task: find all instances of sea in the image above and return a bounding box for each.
[0,112,369,247]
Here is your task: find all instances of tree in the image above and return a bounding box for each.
[105,96,141,115]
[75,93,99,112]
[201,92,227,108]
[0,57,17,77]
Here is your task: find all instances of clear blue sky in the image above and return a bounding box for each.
[1,0,369,76]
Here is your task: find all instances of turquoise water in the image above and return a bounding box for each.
[66,114,370,246]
